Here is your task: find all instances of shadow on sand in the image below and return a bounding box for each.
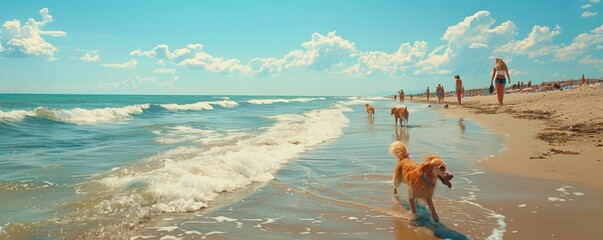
[392,196,469,240]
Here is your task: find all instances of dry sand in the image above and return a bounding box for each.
[412,85,603,239]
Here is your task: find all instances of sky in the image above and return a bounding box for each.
[0,0,602,96]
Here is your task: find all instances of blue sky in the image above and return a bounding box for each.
[1,0,602,96]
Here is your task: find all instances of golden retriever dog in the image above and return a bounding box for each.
[365,104,375,118]
[390,106,409,127]
[390,141,453,222]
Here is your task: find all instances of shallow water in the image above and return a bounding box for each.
[0,95,506,239]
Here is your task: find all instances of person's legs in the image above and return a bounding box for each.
[495,83,505,106]
[457,91,462,105]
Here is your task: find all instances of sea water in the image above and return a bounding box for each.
[0,94,506,239]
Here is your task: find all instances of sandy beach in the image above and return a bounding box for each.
[412,85,603,239]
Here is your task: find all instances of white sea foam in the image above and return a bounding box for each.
[246,97,325,105]
[2,105,150,123]
[202,231,225,239]
[0,109,36,121]
[97,105,351,213]
[159,102,213,111]
[159,100,238,111]
[152,126,217,145]
[130,235,155,240]
[337,99,371,106]
[159,236,181,240]
[153,126,250,145]
[33,104,150,124]
[460,200,506,240]
[214,216,237,222]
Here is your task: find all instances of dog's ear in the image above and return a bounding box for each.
[421,155,440,173]
[424,155,439,162]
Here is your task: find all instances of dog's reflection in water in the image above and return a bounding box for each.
[458,118,465,135]
[391,195,469,240]
[395,126,409,143]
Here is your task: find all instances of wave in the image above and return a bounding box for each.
[246,97,325,105]
[159,100,238,111]
[91,104,352,215]
[1,104,150,124]
[152,126,251,145]
[0,109,36,122]
[0,100,240,124]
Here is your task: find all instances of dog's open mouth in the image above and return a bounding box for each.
[438,175,452,188]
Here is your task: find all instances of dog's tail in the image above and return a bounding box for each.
[389,141,409,160]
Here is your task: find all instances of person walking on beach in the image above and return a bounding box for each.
[399,90,405,102]
[455,75,463,105]
[436,84,443,103]
[490,58,511,107]
[426,86,430,101]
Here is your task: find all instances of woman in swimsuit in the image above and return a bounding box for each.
[454,75,463,105]
[436,84,442,103]
[490,58,511,107]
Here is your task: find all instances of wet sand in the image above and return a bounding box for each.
[414,86,603,239]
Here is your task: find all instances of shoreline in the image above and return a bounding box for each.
[410,86,603,239]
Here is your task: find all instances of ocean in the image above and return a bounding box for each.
[0,94,506,239]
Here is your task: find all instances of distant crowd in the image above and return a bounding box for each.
[395,74,601,101]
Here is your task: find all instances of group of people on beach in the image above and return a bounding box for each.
[403,74,466,106]
[396,58,600,108]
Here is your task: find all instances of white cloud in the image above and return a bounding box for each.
[496,25,562,58]
[120,11,603,79]
[582,4,592,8]
[591,0,600,4]
[129,73,157,88]
[509,69,527,76]
[153,68,176,74]
[292,31,357,70]
[157,76,179,87]
[102,59,138,69]
[278,31,358,70]
[130,44,171,59]
[130,43,247,73]
[249,57,282,75]
[80,51,100,62]
[130,31,356,75]
[438,69,451,75]
[0,8,66,60]
[469,43,488,49]
[414,46,453,75]
[582,11,598,17]
[177,52,247,73]
[94,73,177,89]
[442,11,516,51]
[555,24,603,61]
[580,55,603,71]
[345,41,427,76]
[596,45,603,49]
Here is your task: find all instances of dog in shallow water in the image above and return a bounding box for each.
[390,106,409,127]
[390,141,454,222]
[365,104,375,118]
